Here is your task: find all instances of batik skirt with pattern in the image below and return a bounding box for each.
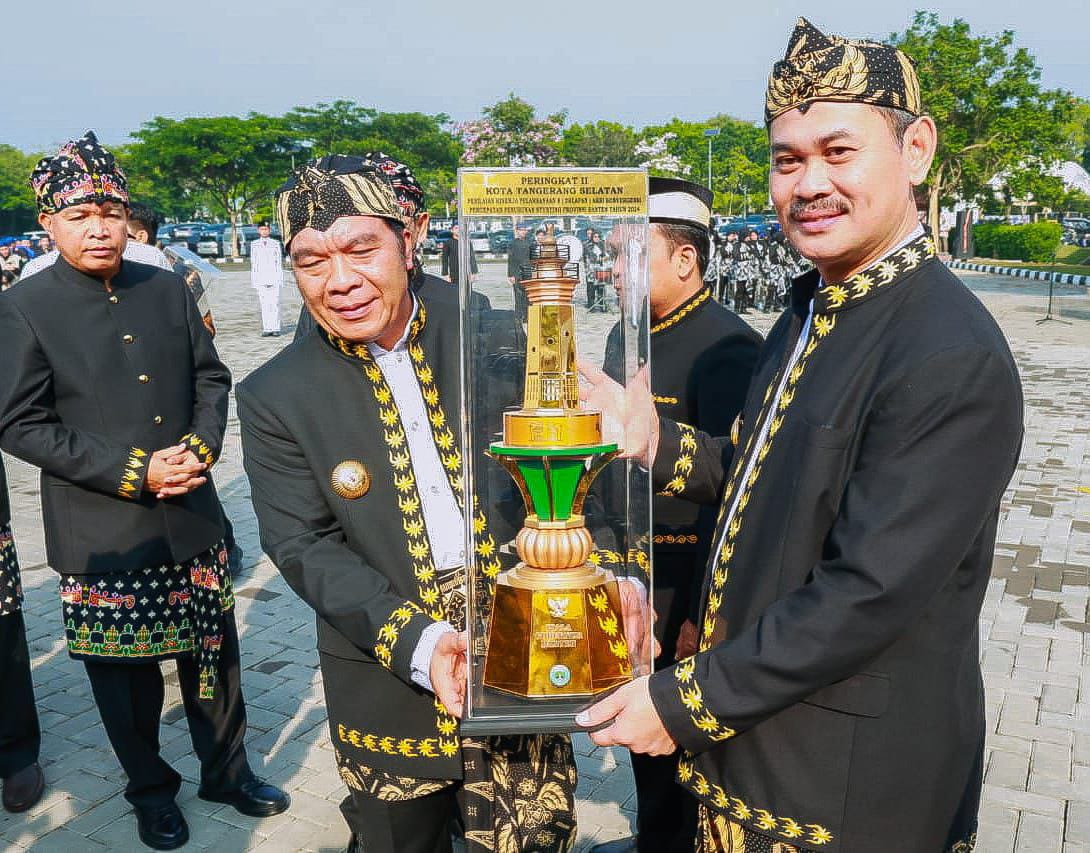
[59,541,234,699]
[0,522,24,616]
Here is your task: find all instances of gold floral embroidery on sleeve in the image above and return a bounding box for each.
[373,601,425,670]
[117,447,148,499]
[658,423,697,497]
[179,433,215,466]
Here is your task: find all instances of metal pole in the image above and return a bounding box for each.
[703,128,720,192]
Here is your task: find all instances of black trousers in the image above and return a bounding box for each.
[631,750,698,853]
[632,550,699,852]
[83,610,252,808]
[0,611,41,778]
[342,785,457,853]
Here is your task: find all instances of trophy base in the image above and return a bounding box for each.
[482,565,632,699]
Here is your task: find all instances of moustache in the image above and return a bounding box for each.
[790,198,850,219]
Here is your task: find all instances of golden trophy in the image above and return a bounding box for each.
[483,225,633,699]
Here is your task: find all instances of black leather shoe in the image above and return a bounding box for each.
[198,778,290,817]
[134,802,189,850]
[2,762,44,813]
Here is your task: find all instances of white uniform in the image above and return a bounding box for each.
[249,236,284,333]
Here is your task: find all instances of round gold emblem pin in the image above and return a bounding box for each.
[331,460,370,500]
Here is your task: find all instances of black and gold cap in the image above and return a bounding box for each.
[765,17,922,124]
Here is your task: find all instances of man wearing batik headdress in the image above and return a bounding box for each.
[239,155,579,853]
[293,151,491,343]
[0,131,288,850]
[576,18,1023,852]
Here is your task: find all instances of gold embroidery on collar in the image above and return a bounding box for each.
[815,232,935,313]
[651,288,711,335]
[117,447,148,499]
[652,395,679,405]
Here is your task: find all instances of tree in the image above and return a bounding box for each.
[129,115,297,255]
[283,100,376,157]
[458,94,566,166]
[560,122,638,167]
[636,116,770,213]
[0,145,41,235]
[891,12,1075,236]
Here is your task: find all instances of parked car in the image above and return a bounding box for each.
[196,223,231,257]
[1062,217,1090,234]
[488,229,514,253]
[158,222,210,252]
[427,229,452,255]
[469,231,491,253]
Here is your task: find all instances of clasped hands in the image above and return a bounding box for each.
[144,443,208,499]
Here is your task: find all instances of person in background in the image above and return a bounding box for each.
[440,222,477,285]
[0,244,25,278]
[250,222,283,336]
[506,222,532,317]
[0,459,44,815]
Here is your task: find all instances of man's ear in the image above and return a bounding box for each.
[403,226,415,271]
[37,211,53,235]
[905,116,938,186]
[674,242,699,280]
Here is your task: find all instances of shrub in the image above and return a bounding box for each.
[972,221,1062,263]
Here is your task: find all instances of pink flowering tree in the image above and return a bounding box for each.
[634,132,692,177]
[458,94,566,167]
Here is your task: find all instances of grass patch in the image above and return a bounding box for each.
[971,258,1090,276]
[1056,245,1090,265]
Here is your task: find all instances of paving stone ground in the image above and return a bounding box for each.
[0,261,1086,851]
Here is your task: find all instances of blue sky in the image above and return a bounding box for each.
[2,0,1086,153]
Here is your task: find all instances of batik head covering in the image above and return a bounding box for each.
[275,154,404,247]
[361,152,426,221]
[765,18,922,124]
[30,131,129,214]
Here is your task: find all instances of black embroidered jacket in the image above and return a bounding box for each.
[646,235,1023,851]
[606,287,762,554]
[239,297,523,779]
[0,257,229,575]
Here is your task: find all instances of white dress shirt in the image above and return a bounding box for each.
[366,300,465,691]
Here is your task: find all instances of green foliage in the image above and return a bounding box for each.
[636,116,770,212]
[128,114,298,253]
[0,145,42,234]
[891,13,1075,232]
[560,122,638,167]
[973,220,1063,262]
